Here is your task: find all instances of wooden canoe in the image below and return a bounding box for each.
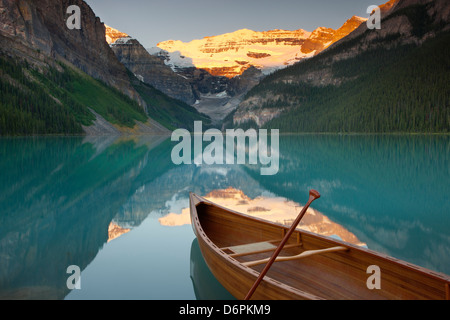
[189,193,450,300]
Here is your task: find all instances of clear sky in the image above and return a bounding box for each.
[85,0,387,48]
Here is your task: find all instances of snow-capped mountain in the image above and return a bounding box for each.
[104,25,263,121]
[104,16,366,122]
[155,16,366,78]
[105,25,129,45]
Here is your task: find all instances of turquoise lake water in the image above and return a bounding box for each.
[0,134,448,299]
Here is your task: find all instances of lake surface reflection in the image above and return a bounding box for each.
[0,134,448,299]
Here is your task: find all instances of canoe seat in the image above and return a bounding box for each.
[243,246,348,267]
[227,241,277,255]
[221,239,302,258]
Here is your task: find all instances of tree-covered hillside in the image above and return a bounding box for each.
[0,55,211,135]
[235,2,450,133]
[0,55,148,135]
[258,31,450,133]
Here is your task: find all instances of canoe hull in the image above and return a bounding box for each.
[190,193,450,300]
[191,197,318,300]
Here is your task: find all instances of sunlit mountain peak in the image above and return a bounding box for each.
[156,18,364,78]
[105,25,129,45]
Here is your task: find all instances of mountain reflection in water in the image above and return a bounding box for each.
[0,134,448,299]
[159,187,367,247]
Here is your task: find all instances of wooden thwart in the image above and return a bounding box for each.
[243,246,348,267]
[225,241,278,255]
[221,239,303,258]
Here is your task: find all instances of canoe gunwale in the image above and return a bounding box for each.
[189,193,450,300]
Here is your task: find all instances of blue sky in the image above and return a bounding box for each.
[85,0,387,48]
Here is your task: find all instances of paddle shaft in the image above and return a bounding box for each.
[244,189,321,300]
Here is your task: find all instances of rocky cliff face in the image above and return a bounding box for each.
[327,0,450,61]
[0,0,143,106]
[110,36,196,104]
[300,16,367,54]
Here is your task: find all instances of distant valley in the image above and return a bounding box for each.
[106,16,365,123]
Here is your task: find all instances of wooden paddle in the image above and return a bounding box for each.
[244,189,321,300]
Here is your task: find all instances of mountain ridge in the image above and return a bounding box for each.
[105,14,365,123]
[106,27,265,124]
[156,16,366,78]
[230,0,450,133]
[0,0,210,135]
[2,0,447,135]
